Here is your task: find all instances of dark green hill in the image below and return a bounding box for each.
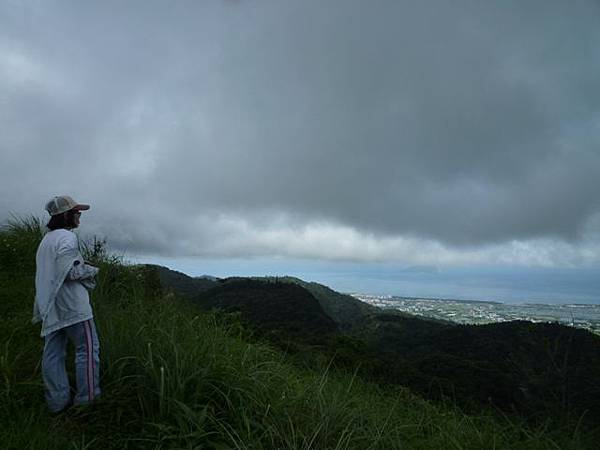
[245,276,448,335]
[394,320,600,420]
[149,268,440,334]
[365,318,600,425]
[196,278,338,344]
[148,265,600,426]
[260,276,377,331]
[366,312,453,354]
[143,264,218,298]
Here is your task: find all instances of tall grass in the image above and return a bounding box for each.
[1,216,598,449]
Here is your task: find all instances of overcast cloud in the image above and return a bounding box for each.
[1,0,600,267]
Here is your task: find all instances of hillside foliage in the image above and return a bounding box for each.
[1,216,599,449]
[156,267,600,427]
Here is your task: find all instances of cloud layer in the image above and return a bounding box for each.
[1,0,600,266]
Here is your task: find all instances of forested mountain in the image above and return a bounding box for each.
[146,264,218,297]
[151,265,600,426]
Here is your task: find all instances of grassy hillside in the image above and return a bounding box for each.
[156,267,600,427]
[1,216,599,449]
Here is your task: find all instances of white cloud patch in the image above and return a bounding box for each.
[92,211,600,268]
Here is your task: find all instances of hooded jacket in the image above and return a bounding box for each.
[34,229,99,337]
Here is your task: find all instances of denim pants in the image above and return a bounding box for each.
[42,319,101,412]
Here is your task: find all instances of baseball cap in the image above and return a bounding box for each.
[45,195,90,216]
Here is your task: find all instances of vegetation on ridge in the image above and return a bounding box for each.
[1,216,599,449]
[155,266,600,427]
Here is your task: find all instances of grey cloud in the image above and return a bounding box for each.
[1,0,600,263]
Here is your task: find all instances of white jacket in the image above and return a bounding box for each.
[33,229,99,337]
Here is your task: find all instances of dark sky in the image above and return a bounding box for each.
[2,0,600,268]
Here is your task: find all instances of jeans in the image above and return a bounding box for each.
[42,319,101,412]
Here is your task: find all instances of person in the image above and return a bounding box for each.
[33,195,101,413]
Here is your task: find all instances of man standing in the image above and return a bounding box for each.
[33,195,101,413]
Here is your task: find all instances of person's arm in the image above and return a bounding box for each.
[57,232,99,281]
[66,260,99,281]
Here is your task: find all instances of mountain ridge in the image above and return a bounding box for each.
[148,264,600,425]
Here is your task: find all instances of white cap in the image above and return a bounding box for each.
[45,195,90,216]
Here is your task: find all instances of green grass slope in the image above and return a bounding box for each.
[1,216,599,449]
[155,268,600,427]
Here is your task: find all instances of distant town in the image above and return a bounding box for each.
[352,294,600,335]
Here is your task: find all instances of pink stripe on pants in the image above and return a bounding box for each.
[83,320,94,402]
